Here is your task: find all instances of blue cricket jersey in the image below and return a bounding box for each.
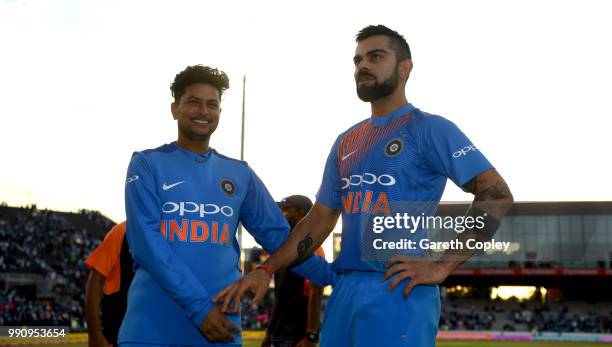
[316,103,494,273]
[120,142,336,346]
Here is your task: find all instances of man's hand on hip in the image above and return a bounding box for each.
[383,255,452,299]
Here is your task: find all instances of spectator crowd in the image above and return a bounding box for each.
[0,204,111,330]
[1,203,611,334]
[439,301,612,333]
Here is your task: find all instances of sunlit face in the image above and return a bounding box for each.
[171,83,221,142]
[353,35,401,102]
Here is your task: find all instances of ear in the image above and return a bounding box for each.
[399,59,413,81]
[171,102,178,120]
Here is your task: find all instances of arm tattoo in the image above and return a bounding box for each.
[462,177,478,194]
[296,233,313,262]
[475,176,512,202]
[462,171,512,202]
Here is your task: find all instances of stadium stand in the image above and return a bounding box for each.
[0,204,113,330]
[1,203,611,337]
[439,298,612,333]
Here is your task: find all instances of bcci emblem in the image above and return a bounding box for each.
[220,179,236,196]
[384,138,404,157]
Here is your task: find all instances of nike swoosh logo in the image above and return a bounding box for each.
[162,181,185,190]
[342,150,357,161]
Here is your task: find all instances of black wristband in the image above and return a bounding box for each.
[466,206,501,241]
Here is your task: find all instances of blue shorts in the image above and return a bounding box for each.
[321,271,440,347]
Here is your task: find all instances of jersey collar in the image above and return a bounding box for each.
[171,142,214,162]
[369,103,415,126]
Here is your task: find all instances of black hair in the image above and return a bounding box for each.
[170,65,230,102]
[356,25,411,61]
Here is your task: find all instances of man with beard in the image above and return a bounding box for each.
[215,26,513,347]
[120,65,336,347]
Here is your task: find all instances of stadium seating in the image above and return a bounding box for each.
[1,204,611,334]
[0,205,113,330]
[440,298,612,333]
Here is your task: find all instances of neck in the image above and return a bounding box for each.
[177,135,210,154]
[370,88,408,117]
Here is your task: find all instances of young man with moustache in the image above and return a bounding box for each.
[215,26,514,347]
[120,65,336,347]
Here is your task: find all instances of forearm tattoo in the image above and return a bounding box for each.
[296,233,313,262]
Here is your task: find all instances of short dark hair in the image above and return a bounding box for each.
[356,25,411,61]
[170,65,230,102]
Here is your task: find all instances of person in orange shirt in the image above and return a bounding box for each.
[85,222,134,347]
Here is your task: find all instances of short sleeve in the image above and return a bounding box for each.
[316,138,342,209]
[420,115,494,187]
[85,222,125,279]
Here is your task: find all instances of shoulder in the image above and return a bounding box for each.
[411,109,458,134]
[133,143,175,159]
[103,221,126,245]
[337,118,369,140]
[126,145,176,181]
[212,149,249,167]
[128,143,176,169]
[87,222,125,266]
[329,118,369,151]
[211,149,252,177]
[210,149,259,190]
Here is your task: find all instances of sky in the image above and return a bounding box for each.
[1,0,611,256]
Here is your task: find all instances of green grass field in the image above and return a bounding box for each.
[24,341,608,347]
